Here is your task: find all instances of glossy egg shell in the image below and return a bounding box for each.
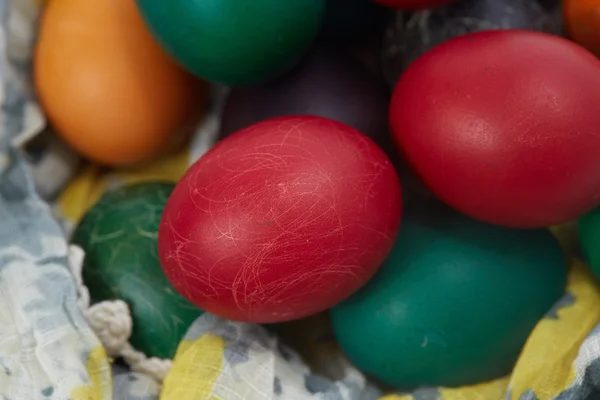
[331,209,566,389]
[135,0,326,85]
[381,0,563,87]
[158,116,402,323]
[578,206,600,278]
[72,182,203,359]
[220,45,394,158]
[35,0,205,166]
[390,30,600,228]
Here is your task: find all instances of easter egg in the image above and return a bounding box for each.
[579,207,600,278]
[382,0,562,86]
[135,0,326,85]
[331,208,567,389]
[321,0,386,42]
[564,0,600,57]
[390,30,600,228]
[220,45,394,158]
[72,182,203,359]
[158,116,402,323]
[374,0,456,10]
[34,0,206,166]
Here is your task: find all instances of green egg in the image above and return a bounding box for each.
[72,182,203,359]
[135,0,326,86]
[331,210,567,389]
[579,206,600,277]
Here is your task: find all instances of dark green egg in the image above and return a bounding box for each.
[72,182,203,359]
[579,207,600,278]
[331,209,566,389]
[135,0,326,85]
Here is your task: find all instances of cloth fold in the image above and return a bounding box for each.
[3,0,600,399]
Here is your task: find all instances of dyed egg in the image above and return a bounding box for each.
[220,45,394,157]
[135,0,326,85]
[374,0,456,9]
[390,30,600,228]
[564,0,600,57]
[35,0,206,166]
[158,116,402,323]
[72,182,203,359]
[382,0,562,86]
[321,0,386,42]
[331,208,566,389]
[579,207,600,278]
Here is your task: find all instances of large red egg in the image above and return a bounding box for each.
[390,30,600,228]
[374,0,455,9]
[158,116,402,323]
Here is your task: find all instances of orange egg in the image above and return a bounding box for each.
[34,0,206,166]
[564,0,600,57]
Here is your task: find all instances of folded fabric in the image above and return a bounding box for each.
[0,150,112,399]
[161,313,380,400]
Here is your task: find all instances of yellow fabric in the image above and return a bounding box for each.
[439,377,510,400]
[113,147,191,185]
[70,346,112,400]
[161,334,225,400]
[508,260,600,399]
[57,148,190,225]
[57,165,109,223]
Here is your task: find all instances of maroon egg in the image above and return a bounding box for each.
[159,116,402,323]
[220,45,394,157]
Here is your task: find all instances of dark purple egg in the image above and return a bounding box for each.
[219,45,394,157]
[381,0,563,87]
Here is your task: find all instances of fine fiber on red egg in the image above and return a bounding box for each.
[158,116,402,323]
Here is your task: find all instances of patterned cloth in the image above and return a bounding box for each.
[0,150,112,399]
[0,1,112,399]
[4,0,600,399]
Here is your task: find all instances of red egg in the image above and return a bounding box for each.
[158,116,402,323]
[390,30,600,228]
[374,0,455,9]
